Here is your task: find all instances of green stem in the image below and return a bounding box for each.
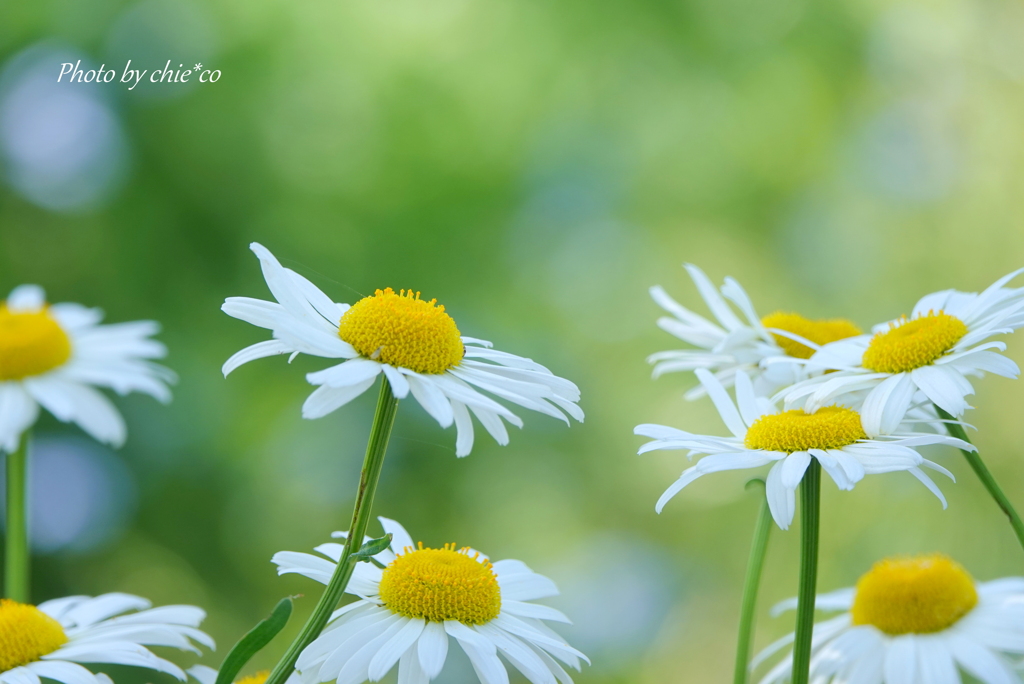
[263,378,399,684]
[792,460,820,684]
[5,434,30,602]
[936,406,1024,553]
[733,479,773,684]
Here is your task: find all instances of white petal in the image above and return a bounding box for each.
[780,451,812,490]
[500,601,571,624]
[684,264,744,332]
[694,368,747,437]
[915,636,958,684]
[0,383,39,453]
[368,618,425,681]
[910,366,972,418]
[7,285,46,311]
[450,400,475,457]
[378,517,415,555]
[24,379,126,447]
[222,339,294,376]
[404,374,455,428]
[187,666,219,684]
[860,374,915,437]
[765,460,796,529]
[883,636,917,684]
[380,366,411,399]
[398,644,430,684]
[307,359,383,388]
[24,660,96,684]
[302,378,378,419]
[949,635,1016,684]
[417,621,449,679]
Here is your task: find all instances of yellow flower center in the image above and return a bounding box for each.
[0,599,69,671]
[338,288,464,374]
[235,672,269,684]
[862,312,968,374]
[378,543,501,624]
[851,554,978,635]
[761,312,862,360]
[0,305,72,381]
[744,406,866,452]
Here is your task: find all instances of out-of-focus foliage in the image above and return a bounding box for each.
[1,0,1023,681]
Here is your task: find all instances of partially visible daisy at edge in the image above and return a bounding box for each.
[753,554,1024,684]
[189,666,298,684]
[271,517,587,684]
[0,592,213,684]
[634,368,973,528]
[221,243,583,457]
[781,269,1024,436]
[648,264,862,399]
[0,285,173,452]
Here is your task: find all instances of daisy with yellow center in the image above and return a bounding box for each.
[634,368,972,528]
[647,264,862,400]
[0,285,172,453]
[188,665,300,684]
[222,243,582,457]
[272,517,587,684]
[754,554,1024,684]
[784,269,1024,436]
[0,593,212,684]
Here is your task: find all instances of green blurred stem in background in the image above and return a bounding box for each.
[263,379,399,684]
[733,479,773,684]
[5,433,30,602]
[791,460,821,684]
[936,406,1024,554]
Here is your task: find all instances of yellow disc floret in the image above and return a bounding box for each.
[744,406,867,452]
[338,288,463,374]
[0,305,72,381]
[862,311,967,374]
[235,672,270,684]
[0,599,69,671]
[378,543,501,624]
[761,312,862,360]
[851,554,978,635]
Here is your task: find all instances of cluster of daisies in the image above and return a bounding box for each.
[636,264,1024,683]
[6,242,1024,684]
[0,243,586,684]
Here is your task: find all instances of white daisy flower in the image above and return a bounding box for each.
[634,368,973,528]
[0,284,173,452]
[782,269,1024,436]
[271,517,588,684]
[189,665,298,684]
[222,243,583,457]
[0,593,213,684]
[754,554,1024,684]
[648,264,861,399]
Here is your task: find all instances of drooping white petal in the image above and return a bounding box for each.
[24,378,126,447]
[910,365,973,417]
[302,378,378,419]
[222,339,294,376]
[882,635,917,684]
[0,382,39,453]
[417,621,449,679]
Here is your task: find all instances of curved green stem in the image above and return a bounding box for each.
[264,379,399,684]
[792,460,820,684]
[5,434,30,602]
[733,479,773,684]
[936,406,1024,554]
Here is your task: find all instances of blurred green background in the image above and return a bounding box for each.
[2,0,1024,681]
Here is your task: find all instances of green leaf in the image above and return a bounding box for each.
[214,597,294,684]
[350,533,393,564]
